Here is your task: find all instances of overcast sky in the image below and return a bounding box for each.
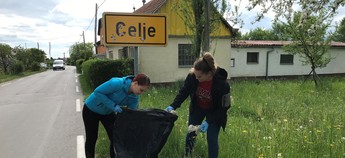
[0,0,344,58]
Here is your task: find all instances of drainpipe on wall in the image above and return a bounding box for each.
[265,48,274,80]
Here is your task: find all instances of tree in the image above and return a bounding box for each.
[173,0,227,58]
[26,48,46,63]
[230,0,345,26]
[13,46,30,69]
[0,43,13,74]
[69,42,93,65]
[229,0,344,86]
[239,27,278,40]
[333,17,345,42]
[271,22,292,41]
[281,12,333,86]
[26,48,46,70]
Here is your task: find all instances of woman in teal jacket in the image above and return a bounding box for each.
[82,74,151,158]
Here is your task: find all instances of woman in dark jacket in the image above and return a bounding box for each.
[166,53,231,158]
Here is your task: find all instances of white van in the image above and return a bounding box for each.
[52,60,65,71]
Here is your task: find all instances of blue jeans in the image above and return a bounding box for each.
[185,107,221,158]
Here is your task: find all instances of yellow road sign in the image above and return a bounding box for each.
[103,12,167,46]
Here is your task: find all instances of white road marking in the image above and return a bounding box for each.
[77,135,86,158]
[76,72,85,158]
[76,99,81,112]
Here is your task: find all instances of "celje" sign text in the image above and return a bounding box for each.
[103,12,167,46]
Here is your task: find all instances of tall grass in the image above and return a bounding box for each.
[79,76,345,158]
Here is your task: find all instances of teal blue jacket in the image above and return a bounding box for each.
[85,76,139,115]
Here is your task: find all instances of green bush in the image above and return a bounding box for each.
[82,58,134,89]
[9,61,24,75]
[76,59,84,74]
[30,62,41,71]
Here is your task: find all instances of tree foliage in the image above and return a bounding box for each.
[333,17,345,42]
[281,12,333,86]
[27,48,46,63]
[230,0,344,86]
[69,42,94,65]
[229,0,345,27]
[27,48,46,71]
[271,22,292,41]
[0,43,13,74]
[13,46,46,71]
[173,0,227,58]
[13,46,29,69]
[0,45,47,73]
[239,27,278,40]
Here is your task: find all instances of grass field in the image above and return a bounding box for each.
[0,71,45,84]
[79,75,345,158]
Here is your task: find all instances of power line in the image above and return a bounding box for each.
[79,0,106,44]
[84,0,106,32]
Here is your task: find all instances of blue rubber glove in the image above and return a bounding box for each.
[200,121,208,133]
[165,106,174,112]
[114,105,123,113]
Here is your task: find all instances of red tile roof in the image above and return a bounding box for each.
[134,0,167,13]
[232,40,345,48]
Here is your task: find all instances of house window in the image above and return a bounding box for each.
[178,44,195,67]
[247,52,259,64]
[231,58,235,67]
[280,54,294,65]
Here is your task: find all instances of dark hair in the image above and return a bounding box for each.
[193,52,216,74]
[133,73,151,86]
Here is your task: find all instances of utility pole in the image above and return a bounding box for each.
[82,31,87,58]
[94,3,98,55]
[82,31,86,49]
[49,42,51,69]
[49,42,51,59]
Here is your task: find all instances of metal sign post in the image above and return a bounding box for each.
[134,46,138,76]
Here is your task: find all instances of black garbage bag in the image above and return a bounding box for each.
[113,108,178,158]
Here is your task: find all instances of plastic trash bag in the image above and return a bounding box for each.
[113,108,178,158]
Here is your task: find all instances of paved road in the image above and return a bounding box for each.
[0,66,85,158]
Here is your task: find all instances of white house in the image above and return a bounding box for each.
[230,40,345,78]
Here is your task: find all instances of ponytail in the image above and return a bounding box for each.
[193,52,217,74]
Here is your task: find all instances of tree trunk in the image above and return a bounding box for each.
[311,65,320,86]
[193,0,203,58]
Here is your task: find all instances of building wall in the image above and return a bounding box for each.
[106,47,121,60]
[138,37,231,83]
[230,47,345,78]
[157,0,232,37]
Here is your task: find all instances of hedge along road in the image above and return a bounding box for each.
[0,66,85,158]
